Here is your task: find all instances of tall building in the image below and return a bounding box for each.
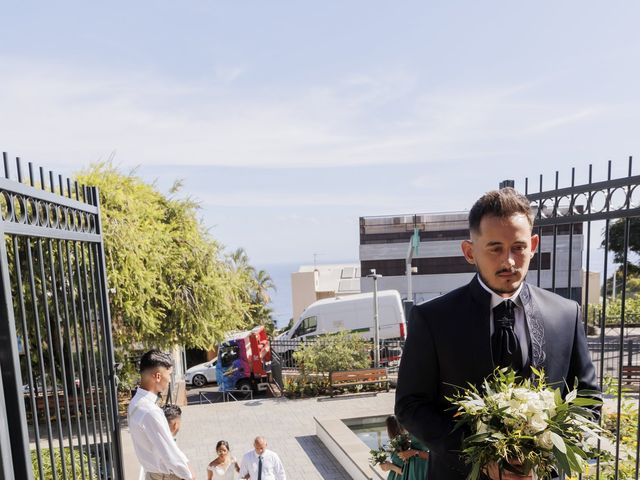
[359,211,584,304]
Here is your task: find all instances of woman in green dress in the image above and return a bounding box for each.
[379,416,404,479]
[397,433,429,480]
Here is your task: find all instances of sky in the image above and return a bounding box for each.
[1,2,639,324]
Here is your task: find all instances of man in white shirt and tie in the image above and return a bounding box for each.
[128,350,195,480]
[239,436,286,480]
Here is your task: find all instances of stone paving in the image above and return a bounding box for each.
[121,392,395,480]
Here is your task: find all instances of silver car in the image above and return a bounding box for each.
[184,358,217,388]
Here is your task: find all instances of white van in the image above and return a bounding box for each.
[274,290,406,354]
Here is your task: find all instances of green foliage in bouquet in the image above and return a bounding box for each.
[369,447,389,467]
[388,433,412,453]
[448,368,610,480]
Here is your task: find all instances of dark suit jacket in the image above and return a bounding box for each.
[394,275,598,480]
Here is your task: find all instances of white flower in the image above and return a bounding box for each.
[462,399,485,414]
[528,413,548,433]
[536,430,554,450]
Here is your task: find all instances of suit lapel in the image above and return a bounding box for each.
[521,284,546,370]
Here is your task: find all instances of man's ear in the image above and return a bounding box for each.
[530,234,540,255]
[461,240,475,265]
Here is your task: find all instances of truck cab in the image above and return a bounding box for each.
[216,326,272,393]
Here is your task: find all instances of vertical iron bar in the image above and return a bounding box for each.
[584,165,592,337]
[551,171,559,293]
[2,152,8,179]
[537,175,543,287]
[0,224,28,478]
[92,186,125,480]
[567,168,575,303]
[613,216,630,477]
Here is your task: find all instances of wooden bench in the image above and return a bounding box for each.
[329,368,389,397]
[621,365,640,391]
[27,390,101,420]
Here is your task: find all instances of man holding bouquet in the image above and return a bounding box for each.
[395,187,598,479]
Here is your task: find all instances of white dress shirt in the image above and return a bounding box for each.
[477,275,530,367]
[239,449,286,480]
[128,388,192,479]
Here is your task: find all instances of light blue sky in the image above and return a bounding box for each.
[1,2,639,322]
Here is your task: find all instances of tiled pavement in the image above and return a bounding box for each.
[121,392,395,479]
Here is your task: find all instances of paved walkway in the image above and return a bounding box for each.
[122,392,395,479]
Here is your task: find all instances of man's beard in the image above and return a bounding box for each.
[478,270,523,295]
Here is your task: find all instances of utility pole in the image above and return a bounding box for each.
[406,227,420,302]
[368,269,382,367]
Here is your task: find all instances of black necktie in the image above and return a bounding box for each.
[257,455,263,480]
[492,300,522,372]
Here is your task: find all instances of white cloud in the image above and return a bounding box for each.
[0,57,608,172]
[524,107,600,134]
[196,190,412,208]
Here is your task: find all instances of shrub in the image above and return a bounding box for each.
[293,331,370,375]
[31,447,97,479]
[285,331,374,397]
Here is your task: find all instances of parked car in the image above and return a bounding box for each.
[184,358,217,388]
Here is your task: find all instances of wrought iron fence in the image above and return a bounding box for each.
[0,153,122,479]
[524,157,640,479]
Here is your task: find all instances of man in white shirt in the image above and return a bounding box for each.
[128,350,195,480]
[239,436,286,480]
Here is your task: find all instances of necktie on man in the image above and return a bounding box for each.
[257,455,263,480]
[492,299,522,372]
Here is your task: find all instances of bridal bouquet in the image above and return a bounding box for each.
[449,368,609,479]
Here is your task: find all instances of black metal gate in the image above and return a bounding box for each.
[0,153,123,479]
[524,157,640,479]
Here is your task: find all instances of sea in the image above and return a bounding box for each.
[256,261,299,329]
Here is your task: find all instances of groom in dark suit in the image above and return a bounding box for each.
[395,187,598,480]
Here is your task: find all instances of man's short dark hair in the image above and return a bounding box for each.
[139,350,173,373]
[469,187,534,234]
[163,404,182,421]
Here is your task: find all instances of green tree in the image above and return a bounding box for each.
[603,218,640,266]
[75,163,253,351]
[601,219,640,299]
[226,247,276,334]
